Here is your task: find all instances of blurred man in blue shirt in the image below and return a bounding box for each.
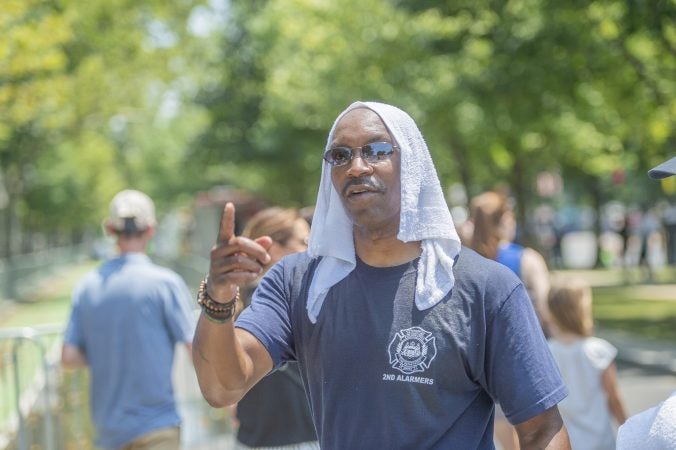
[62,189,194,450]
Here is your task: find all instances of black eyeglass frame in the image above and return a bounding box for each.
[322,141,400,167]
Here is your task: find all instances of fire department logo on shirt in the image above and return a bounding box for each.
[388,326,437,374]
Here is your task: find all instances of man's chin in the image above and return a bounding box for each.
[341,197,374,217]
[345,207,400,231]
[343,191,380,206]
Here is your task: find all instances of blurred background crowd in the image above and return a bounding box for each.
[0,0,673,279]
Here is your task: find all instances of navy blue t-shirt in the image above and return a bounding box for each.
[236,247,567,450]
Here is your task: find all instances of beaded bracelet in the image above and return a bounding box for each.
[197,277,239,323]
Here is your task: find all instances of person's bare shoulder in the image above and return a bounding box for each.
[521,247,548,275]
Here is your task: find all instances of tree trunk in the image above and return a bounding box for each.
[450,137,473,201]
[511,153,535,248]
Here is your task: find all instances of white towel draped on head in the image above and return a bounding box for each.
[306,101,462,323]
[616,391,676,449]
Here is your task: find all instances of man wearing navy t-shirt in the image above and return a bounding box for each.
[192,102,571,449]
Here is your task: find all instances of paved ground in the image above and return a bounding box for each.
[597,327,676,375]
[617,361,675,417]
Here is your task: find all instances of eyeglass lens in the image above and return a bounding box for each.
[324,142,395,166]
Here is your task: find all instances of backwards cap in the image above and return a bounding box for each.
[108,189,156,233]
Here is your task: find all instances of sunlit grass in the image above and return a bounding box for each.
[0,261,96,329]
[593,286,676,342]
[1,296,72,328]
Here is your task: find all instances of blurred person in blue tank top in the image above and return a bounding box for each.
[61,189,195,450]
[468,191,552,335]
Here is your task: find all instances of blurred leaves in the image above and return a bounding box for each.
[1,0,208,251]
[195,0,675,214]
[0,0,675,250]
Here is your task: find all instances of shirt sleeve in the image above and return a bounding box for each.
[584,337,617,371]
[63,283,85,350]
[235,260,295,368]
[161,274,196,345]
[484,283,568,425]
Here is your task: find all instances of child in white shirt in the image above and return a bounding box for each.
[547,277,627,450]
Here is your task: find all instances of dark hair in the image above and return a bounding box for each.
[110,218,149,238]
[115,218,147,236]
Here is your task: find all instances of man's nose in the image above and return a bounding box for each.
[345,152,373,177]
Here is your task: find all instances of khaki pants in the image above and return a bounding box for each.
[121,427,180,450]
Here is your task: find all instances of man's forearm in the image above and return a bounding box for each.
[520,426,570,450]
[515,406,571,450]
[192,314,252,407]
[61,344,88,369]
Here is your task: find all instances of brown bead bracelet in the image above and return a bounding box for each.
[197,277,239,323]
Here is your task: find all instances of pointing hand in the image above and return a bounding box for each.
[207,203,273,302]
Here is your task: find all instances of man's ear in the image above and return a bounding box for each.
[103,220,118,237]
[144,225,156,239]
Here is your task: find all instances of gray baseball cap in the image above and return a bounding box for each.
[648,156,676,179]
[108,189,156,232]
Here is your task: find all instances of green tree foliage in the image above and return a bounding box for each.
[2,0,675,253]
[195,0,675,240]
[0,0,74,253]
[0,0,207,254]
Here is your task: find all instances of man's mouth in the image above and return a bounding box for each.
[345,185,377,197]
[342,178,383,198]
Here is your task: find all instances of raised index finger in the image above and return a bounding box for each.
[217,202,236,243]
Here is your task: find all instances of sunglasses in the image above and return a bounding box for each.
[322,142,399,167]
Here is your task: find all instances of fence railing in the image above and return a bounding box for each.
[0,245,90,300]
[0,324,62,450]
[0,324,233,450]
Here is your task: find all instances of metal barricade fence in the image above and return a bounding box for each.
[0,324,234,450]
[0,324,64,450]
